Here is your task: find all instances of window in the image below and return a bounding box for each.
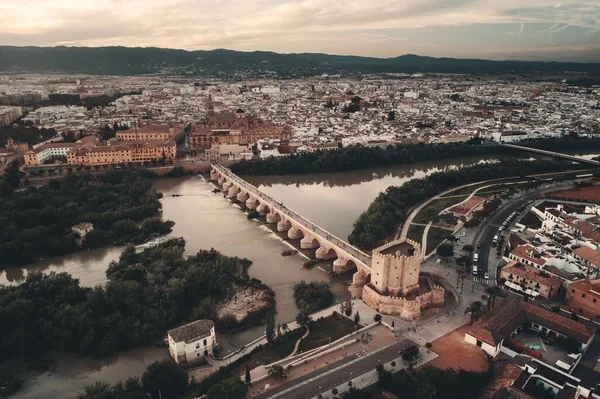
[196,343,200,349]
[582,294,586,298]
[203,339,207,346]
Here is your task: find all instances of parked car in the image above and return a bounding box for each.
[484,272,490,280]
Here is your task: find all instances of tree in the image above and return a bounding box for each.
[484,286,502,310]
[465,301,486,324]
[268,365,286,380]
[77,382,115,399]
[339,299,353,317]
[141,360,188,399]
[373,314,382,323]
[462,244,474,253]
[207,377,249,399]
[296,309,312,328]
[265,311,276,344]
[436,243,454,258]
[245,364,251,384]
[354,311,360,326]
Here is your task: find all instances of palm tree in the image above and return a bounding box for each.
[465,300,486,324]
[485,286,502,310]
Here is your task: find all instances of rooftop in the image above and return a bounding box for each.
[167,319,214,343]
[379,241,416,257]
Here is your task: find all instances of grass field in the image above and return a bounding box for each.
[298,313,357,353]
[426,226,451,254]
[407,224,425,244]
[414,197,462,224]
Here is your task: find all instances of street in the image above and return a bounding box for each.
[254,338,415,399]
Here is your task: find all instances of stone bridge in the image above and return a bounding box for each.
[211,164,372,293]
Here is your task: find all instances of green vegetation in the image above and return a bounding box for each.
[427,227,450,254]
[406,225,425,244]
[0,170,173,266]
[1,46,599,76]
[75,360,189,399]
[414,197,461,224]
[294,280,334,312]
[349,159,580,250]
[0,239,272,364]
[232,138,600,176]
[0,126,57,146]
[376,364,492,399]
[298,313,356,352]
[0,365,23,398]
[233,141,501,175]
[207,377,249,399]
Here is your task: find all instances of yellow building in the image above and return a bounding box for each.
[116,124,184,142]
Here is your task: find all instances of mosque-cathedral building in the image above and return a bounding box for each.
[189,95,291,150]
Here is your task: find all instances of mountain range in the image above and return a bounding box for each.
[1,46,599,77]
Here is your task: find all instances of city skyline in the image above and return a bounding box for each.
[1,0,600,62]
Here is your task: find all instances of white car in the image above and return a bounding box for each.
[484,272,490,280]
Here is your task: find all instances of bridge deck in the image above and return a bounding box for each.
[499,144,600,166]
[212,164,371,266]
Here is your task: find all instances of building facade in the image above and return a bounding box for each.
[500,260,563,299]
[167,319,217,365]
[565,278,600,321]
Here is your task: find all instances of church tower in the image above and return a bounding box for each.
[207,94,215,125]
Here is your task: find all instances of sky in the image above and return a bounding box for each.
[1,0,599,62]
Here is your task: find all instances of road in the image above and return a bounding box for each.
[213,164,372,265]
[254,338,416,399]
[472,181,580,279]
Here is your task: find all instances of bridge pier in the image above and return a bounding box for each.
[277,220,291,232]
[257,204,269,216]
[223,181,232,191]
[266,212,280,224]
[245,198,257,210]
[300,236,319,249]
[236,191,247,202]
[349,271,369,299]
[226,186,239,198]
[316,246,336,260]
[217,177,225,186]
[288,228,303,240]
[210,170,218,180]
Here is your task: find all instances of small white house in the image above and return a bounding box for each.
[167,319,217,364]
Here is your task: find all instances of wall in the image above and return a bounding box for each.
[362,282,444,321]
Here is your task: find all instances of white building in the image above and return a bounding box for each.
[167,319,217,364]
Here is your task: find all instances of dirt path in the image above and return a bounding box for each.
[287,326,310,359]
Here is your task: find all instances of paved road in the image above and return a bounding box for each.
[213,164,372,265]
[254,338,416,399]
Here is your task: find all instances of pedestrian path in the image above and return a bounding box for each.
[472,276,492,285]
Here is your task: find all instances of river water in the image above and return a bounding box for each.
[6,153,596,398]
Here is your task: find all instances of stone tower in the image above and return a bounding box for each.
[370,239,421,296]
[207,94,215,125]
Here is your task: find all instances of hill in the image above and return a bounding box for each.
[0,46,599,77]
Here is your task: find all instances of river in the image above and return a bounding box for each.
[6,153,596,398]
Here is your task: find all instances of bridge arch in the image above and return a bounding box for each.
[288,226,304,240]
[277,218,292,232]
[246,197,260,210]
[316,246,338,260]
[333,257,359,274]
[301,236,320,249]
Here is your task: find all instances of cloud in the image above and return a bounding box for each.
[0,0,599,60]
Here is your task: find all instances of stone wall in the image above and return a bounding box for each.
[362,282,445,321]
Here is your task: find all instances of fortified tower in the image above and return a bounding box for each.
[371,239,421,296]
[362,238,445,321]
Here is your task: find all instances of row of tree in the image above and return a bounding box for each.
[349,159,587,250]
[0,238,268,363]
[0,170,173,266]
[232,140,498,175]
[231,138,600,176]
